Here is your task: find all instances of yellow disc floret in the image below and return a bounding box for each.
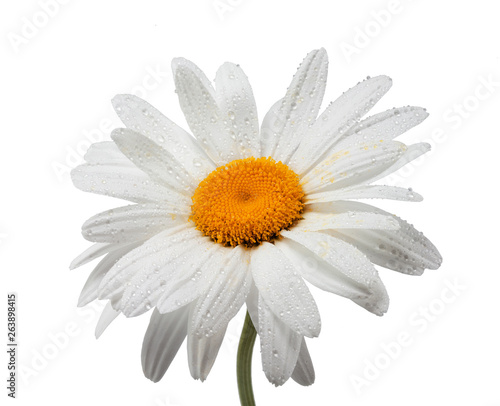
[191,157,304,247]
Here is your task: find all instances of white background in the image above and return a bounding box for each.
[2,1,499,405]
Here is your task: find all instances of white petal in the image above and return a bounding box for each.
[369,142,431,183]
[84,141,128,165]
[112,94,215,178]
[215,62,260,158]
[109,293,122,310]
[260,99,282,157]
[258,294,302,386]
[276,234,370,299]
[141,306,190,382]
[81,203,188,244]
[154,245,228,315]
[190,246,251,337]
[71,162,170,203]
[172,57,236,165]
[245,283,260,328]
[251,242,321,338]
[98,225,193,300]
[323,201,442,274]
[296,210,400,232]
[280,230,389,315]
[70,242,115,270]
[95,302,120,338]
[78,242,142,307]
[291,338,315,386]
[336,106,429,149]
[290,75,393,175]
[78,141,180,204]
[306,185,423,203]
[119,232,219,317]
[111,128,196,194]
[301,141,407,194]
[187,306,227,381]
[267,48,329,163]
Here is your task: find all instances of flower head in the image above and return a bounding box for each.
[71,48,441,388]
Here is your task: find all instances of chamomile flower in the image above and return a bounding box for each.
[71,48,441,393]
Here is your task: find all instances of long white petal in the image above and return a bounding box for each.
[111,128,196,194]
[258,294,302,386]
[95,302,120,339]
[265,49,329,163]
[120,233,219,317]
[215,62,260,158]
[323,200,442,273]
[259,99,282,157]
[81,203,188,244]
[336,106,429,149]
[280,230,389,315]
[70,242,116,270]
[369,142,431,183]
[276,235,370,299]
[290,75,393,175]
[141,306,190,382]
[83,141,128,165]
[301,141,406,194]
[111,94,215,178]
[245,283,260,329]
[154,245,228,315]
[296,210,400,233]
[291,338,315,386]
[98,225,193,300]
[190,246,251,337]
[78,242,142,307]
[172,57,236,165]
[251,242,321,338]
[71,162,170,203]
[187,304,227,381]
[306,185,423,203]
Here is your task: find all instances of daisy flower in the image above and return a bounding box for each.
[71,48,441,402]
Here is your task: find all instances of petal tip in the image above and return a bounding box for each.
[171,57,191,75]
[144,372,162,383]
[110,93,124,106]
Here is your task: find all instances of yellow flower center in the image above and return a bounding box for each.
[191,157,304,247]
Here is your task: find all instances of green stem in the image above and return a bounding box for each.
[237,311,257,406]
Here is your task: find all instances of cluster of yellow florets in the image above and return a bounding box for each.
[191,157,304,247]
